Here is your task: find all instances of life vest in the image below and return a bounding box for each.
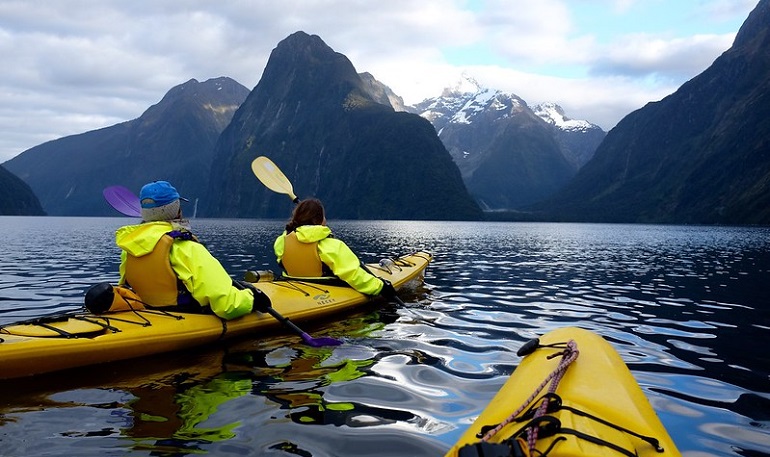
[123,230,200,309]
[280,231,337,278]
[281,231,324,277]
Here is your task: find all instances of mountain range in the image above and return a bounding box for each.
[2,0,768,225]
[409,77,604,209]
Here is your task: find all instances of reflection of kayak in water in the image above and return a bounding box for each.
[0,251,432,380]
[128,371,253,446]
[0,325,412,456]
[446,327,681,457]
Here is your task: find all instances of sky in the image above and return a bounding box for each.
[0,0,761,163]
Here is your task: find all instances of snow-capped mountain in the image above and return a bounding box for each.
[413,76,528,133]
[532,102,606,170]
[406,76,606,210]
[532,102,597,133]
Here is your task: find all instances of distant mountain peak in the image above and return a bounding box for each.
[532,102,597,133]
[421,74,601,136]
[407,73,607,209]
[449,89,524,125]
[413,76,529,130]
[359,72,406,111]
[442,73,482,97]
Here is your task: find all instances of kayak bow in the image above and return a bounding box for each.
[447,327,681,457]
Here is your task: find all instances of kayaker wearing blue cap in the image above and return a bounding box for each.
[115,181,267,319]
[274,198,397,298]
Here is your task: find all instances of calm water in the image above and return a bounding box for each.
[0,216,768,456]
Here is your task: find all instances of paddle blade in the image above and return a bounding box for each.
[103,186,142,217]
[251,156,299,203]
[301,332,344,347]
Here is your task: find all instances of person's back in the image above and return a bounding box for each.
[274,198,395,298]
[116,181,263,320]
[118,221,197,309]
[280,224,328,277]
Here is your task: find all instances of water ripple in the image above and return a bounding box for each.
[1,218,769,456]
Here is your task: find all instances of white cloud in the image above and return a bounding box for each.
[701,0,761,20]
[589,32,737,81]
[476,0,578,64]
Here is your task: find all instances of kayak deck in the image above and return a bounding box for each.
[0,251,432,380]
[446,327,681,457]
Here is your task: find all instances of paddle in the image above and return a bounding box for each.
[250,155,406,307]
[251,156,300,204]
[103,185,142,217]
[264,307,342,347]
[233,280,342,347]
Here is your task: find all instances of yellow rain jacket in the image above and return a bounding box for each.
[116,221,254,320]
[274,225,384,296]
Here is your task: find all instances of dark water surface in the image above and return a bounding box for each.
[0,217,768,456]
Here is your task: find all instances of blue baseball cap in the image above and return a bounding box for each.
[139,181,189,209]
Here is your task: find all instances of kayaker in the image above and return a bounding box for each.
[115,180,268,319]
[273,198,397,299]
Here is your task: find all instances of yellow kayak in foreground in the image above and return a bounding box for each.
[0,251,431,380]
[446,327,681,457]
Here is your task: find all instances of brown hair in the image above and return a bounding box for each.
[285,198,325,233]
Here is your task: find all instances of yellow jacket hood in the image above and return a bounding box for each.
[294,225,332,243]
[116,222,175,257]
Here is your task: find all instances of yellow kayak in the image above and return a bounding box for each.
[0,251,432,380]
[446,327,681,457]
